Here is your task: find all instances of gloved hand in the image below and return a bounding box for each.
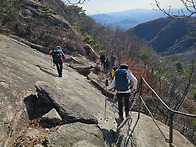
[49,50,52,55]
[63,55,66,60]
[132,89,136,94]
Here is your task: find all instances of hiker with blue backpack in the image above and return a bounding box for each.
[49,46,66,77]
[106,64,137,122]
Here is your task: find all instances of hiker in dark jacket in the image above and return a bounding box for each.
[49,46,66,77]
[104,57,110,74]
[100,54,105,66]
[106,64,137,121]
[110,54,116,67]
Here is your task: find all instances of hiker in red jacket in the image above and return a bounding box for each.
[106,64,137,122]
[49,46,66,77]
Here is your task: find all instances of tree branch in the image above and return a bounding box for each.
[154,0,196,18]
[67,0,87,4]
[173,60,194,111]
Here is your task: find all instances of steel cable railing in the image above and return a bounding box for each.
[139,95,169,142]
[137,77,196,147]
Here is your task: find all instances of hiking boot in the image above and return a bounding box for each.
[58,74,62,77]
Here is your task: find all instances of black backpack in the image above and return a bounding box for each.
[105,59,110,67]
[115,69,129,91]
[52,49,62,61]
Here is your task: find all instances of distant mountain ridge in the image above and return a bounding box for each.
[127,17,196,62]
[90,9,165,30]
[89,8,193,30]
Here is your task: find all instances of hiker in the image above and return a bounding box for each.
[111,66,117,79]
[104,57,110,74]
[110,54,116,67]
[100,54,105,67]
[49,46,66,77]
[106,64,137,121]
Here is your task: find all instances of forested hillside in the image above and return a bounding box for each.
[127,17,196,62]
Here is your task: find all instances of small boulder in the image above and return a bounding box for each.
[42,108,62,125]
[43,122,105,147]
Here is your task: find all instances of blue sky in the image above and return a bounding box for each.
[77,0,184,14]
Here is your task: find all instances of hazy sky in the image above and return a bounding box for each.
[76,0,184,14]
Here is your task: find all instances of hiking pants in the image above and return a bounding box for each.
[117,93,130,118]
[54,60,62,77]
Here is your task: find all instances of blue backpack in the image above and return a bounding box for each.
[52,49,62,61]
[115,69,129,91]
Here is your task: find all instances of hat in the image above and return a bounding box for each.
[56,46,61,50]
[119,64,128,69]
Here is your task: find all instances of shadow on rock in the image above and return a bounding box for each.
[115,117,137,147]
[24,94,53,120]
[101,128,116,147]
[36,65,58,77]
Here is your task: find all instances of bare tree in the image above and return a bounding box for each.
[154,0,196,18]
[67,0,87,4]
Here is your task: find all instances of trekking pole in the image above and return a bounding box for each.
[50,56,55,69]
[104,79,109,121]
[48,50,54,69]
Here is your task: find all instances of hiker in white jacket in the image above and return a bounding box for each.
[106,64,137,121]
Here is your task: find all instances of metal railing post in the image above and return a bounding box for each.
[169,111,174,147]
[138,77,196,146]
[138,77,143,119]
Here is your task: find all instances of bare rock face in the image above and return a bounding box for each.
[35,81,98,124]
[115,112,196,147]
[0,34,117,146]
[0,34,195,147]
[67,55,97,76]
[43,122,105,147]
[0,34,50,146]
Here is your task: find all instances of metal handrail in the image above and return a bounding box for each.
[140,95,168,141]
[141,77,196,118]
[138,77,196,147]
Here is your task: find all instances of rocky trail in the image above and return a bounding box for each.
[0,34,195,147]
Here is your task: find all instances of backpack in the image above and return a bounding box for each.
[100,55,105,64]
[105,58,110,67]
[115,69,129,91]
[52,49,62,61]
[111,55,115,65]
